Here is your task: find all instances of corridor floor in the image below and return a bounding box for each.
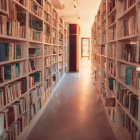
[27,59,116,140]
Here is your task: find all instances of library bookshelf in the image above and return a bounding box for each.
[91,0,140,140]
[0,0,68,139]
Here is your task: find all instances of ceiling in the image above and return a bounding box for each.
[52,0,101,25]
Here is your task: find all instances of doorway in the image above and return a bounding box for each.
[81,38,90,59]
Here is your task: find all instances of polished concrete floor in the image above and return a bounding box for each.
[27,59,116,140]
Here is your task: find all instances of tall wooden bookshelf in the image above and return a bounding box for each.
[91,0,140,140]
[0,0,68,139]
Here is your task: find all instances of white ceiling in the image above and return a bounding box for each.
[55,0,101,25]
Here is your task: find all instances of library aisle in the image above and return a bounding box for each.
[27,59,116,140]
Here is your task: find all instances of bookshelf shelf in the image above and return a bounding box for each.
[108,21,116,29]
[0,0,68,139]
[91,0,140,140]
[0,74,28,88]
[108,7,116,17]
[117,34,139,41]
[0,35,27,41]
[118,3,136,20]
[116,100,138,126]
[0,9,8,15]
[13,0,28,11]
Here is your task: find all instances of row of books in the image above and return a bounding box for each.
[58,62,63,70]
[108,78,116,91]
[52,64,57,74]
[29,85,43,105]
[117,107,138,140]
[101,45,106,55]
[122,15,137,37]
[53,56,57,63]
[123,0,136,12]
[53,46,57,54]
[52,19,57,28]
[44,78,51,91]
[44,46,52,56]
[29,48,41,58]
[0,43,22,62]
[59,40,63,46]
[29,0,43,18]
[30,98,42,121]
[108,61,116,77]
[44,56,52,67]
[0,61,26,82]
[119,64,139,89]
[44,34,51,44]
[108,14,115,26]
[108,43,116,58]
[108,0,115,14]
[0,112,27,140]
[0,77,27,108]
[117,84,138,120]
[44,0,51,14]
[29,16,43,31]
[44,67,51,80]
[29,72,42,89]
[52,9,58,20]
[101,33,106,43]
[44,12,51,24]
[121,42,140,63]
[0,97,26,135]
[0,14,26,38]
[108,27,116,40]
[30,29,42,41]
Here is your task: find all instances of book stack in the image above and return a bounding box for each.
[121,42,140,63]
[108,78,116,91]
[117,107,138,140]
[108,14,115,25]
[44,78,51,91]
[122,15,137,37]
[52,64,57,74]
[44,56,52,67]
[0,43,23,62]
[29,72,42,89]
[29,85,43,105]
[58,62,63,70]
[108,28,116,40]
[29,16,43,41]
[30,0,42,17]
[0,77,27,107]
[117,84,138,119]
[101,45,106,55]
[44,0,51,14]
[44,24,51,43]
[108,0,115,13]
[120,64,139,89]
[44,45,52,56]
[44,12,51,24]
[53,56,57,63]
[108,44,116,58]
[108,61,116,76]
[44,67,51,80]
[0,61,26,82]
[29,48,41,57]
